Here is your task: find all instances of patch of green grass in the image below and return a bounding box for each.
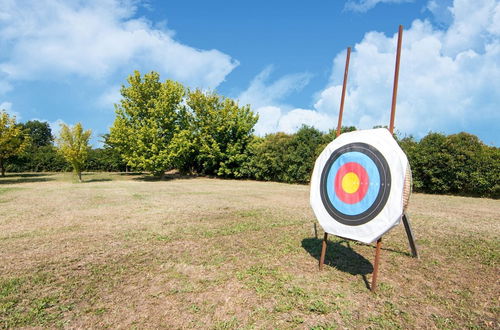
[308,300,330,314]
[132,193,146,199]
[446,236,499,266]
[0,273,73,328]
[85,307,108,316]
[0,225,82,242]
[235,209,264,218]
[237,265,291,296]
[213,316,239,329]
[201,218,302,238]
[311,323,339,330]
[431,313,459,329]
[0,187,22,195]
[366,301,412,329]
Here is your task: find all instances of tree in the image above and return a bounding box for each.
[56,123,91,182]
[6,120,61,173]
[183,89,258,177]
[22,120,53,147]
[109,71,189,178]
[0,111,29,176]
[285,125,324,183]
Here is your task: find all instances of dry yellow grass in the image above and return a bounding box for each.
[0,172,499,328]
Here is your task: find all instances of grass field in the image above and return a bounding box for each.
[0,172,498,329]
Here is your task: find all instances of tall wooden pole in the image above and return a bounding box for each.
[389,25,403,134]
[319,47,351,271]
[371,25,403,292]
[336,47,351,137]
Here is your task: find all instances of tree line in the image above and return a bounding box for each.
[1,71,498,198]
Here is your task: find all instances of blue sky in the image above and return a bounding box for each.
[0,0,499,146]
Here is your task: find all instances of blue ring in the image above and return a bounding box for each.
[325,152,380,215]
[319,142,391,226]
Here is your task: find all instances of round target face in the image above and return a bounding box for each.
[320,143,391,226]
[310,128,410,244]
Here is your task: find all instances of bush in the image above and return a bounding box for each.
[399,132,499,198]
[244,126,324,183]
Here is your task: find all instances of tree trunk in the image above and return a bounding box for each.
[78,171,82,183]
[0,158,5,177]
[159,171,165,180]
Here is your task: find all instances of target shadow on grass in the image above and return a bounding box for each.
[301,237,373,289]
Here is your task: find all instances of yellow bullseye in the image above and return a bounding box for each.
[341,172,360,194]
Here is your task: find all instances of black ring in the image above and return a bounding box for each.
[319,142,391,226]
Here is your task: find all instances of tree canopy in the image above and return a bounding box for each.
[109,71,188,178]
[183,89,258,177]
[22,120,53,147]
[109,71,258,178]
[0,111,29,176]
[56,123,91,182]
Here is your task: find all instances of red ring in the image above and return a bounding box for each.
[334,162,369,204]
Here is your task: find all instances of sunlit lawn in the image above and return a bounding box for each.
[1,172,498,328]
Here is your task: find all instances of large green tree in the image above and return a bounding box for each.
[0,111,29,176]
[56,123,91,182]
[109,71,189,178]
[184,89,258,177]
[22,120,53,147]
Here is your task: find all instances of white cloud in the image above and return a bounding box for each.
[242,0,500,144]
[426,0,453,26]
[238,66,311,109]
[317,0,500,142]
[48,119,67,140]
[97,85,121,109]
[252,106,282,134]
[0,0,238,89]
[0,101,21,119]
[277,109,333,133]
[0,101,12,112]
[237,66,313,135]
[344,0,414,13]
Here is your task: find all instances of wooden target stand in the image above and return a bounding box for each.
[318,25,419,292]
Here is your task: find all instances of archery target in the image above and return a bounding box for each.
[310,128,410,244]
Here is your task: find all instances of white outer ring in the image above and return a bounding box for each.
[310,128,409,244]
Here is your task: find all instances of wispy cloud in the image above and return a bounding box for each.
[0,101,21,119]
[238,66,311,109]
[344,0,414,13]
[237,66,315,135]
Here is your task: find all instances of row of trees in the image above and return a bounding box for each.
[244,127,499,198]
[0,113,93,182]
[1,71,498,197]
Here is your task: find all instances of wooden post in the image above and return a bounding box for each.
[371,238,383,291]
[371,25,404,292]
[319,47,351,271]
[389,25,403,134]
[336,47,351,137]
[319,232,328,270]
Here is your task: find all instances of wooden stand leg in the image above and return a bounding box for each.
[319,233,328,270]
[402,213,419,258]
[371,238,383,291]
